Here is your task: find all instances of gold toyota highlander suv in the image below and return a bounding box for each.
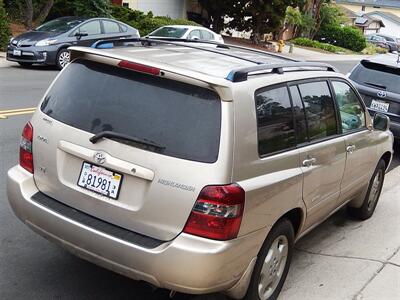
[7,39,393,300]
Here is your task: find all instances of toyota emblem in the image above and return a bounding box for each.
[94,152,106,165]
[377,91,387,98]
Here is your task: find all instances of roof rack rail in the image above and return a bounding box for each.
[91,37,293,66]
[226,62,338,82]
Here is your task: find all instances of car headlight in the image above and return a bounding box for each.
[35,38,58,46]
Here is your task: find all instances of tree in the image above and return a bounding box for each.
[279,6,302,39]
[22,0,54,29]
[196,0,236,33]
[229,0,300,43]
[72,0,111,18]
[0,0,11,50]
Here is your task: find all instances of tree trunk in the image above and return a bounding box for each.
[34,0,54,26]
[23,0,33,30]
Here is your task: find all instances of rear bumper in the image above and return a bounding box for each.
[7,165,263,297]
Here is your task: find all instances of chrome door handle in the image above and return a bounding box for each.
[302,157,316,167]
[346,145,356,153]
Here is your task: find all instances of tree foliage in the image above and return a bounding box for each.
[0,0,11,50]
[196,0,233,33]
[72,0,110,18]
[111,5,198,36]
[228,0,300,43]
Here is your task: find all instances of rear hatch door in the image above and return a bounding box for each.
[31,58,230,241]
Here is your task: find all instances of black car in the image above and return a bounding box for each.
[7,17,139,69]
[349,54,400,139]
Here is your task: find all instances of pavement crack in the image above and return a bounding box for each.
[294,247,386,264]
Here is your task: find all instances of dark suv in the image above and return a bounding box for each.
[349,54,400,139]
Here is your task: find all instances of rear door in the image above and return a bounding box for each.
[330,80,376,205]
[289,81,346,230]
[72,20,103,47]
[31,59,227,241]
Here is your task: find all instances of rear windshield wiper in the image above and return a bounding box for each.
[363,82,387,89]
[90,131,165,150]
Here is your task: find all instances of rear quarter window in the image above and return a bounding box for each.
[41,59,221,163]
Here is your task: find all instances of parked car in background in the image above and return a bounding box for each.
[7,39,393,300]
[146,25,224,43]
[375,34,400,52]
[7,16,139,69]
[349,54,400,140]
[365,34,390,51]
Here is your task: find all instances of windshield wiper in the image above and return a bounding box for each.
[363,82,387,89]
[90,131,165,150]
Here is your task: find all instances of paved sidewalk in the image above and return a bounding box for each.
[279,165,400,300]
[278,44,370,62]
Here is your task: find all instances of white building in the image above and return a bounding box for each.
[366,11,400,37]
[121,0,189,19]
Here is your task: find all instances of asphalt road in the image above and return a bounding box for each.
[0,60,398,300]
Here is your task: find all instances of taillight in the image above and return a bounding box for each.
[118,60,160,76]
[20,122,34,173]
[183,184,245,240]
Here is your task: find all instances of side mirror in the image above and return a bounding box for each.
[373,113,390,131]
[190,36,200,41]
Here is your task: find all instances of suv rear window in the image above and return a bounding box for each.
[41,59,221,163]
[349,61,400,94]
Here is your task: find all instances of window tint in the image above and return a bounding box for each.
[349,61,400,94]
[41,60,221,163]
[188,30,201,39]
[103,20,121,33]
[289,86,308,144]
[298,81,337,141]
[200,30,214,40]
[35,18,84,33]
[149,26,188,38]
[78,21,101,35]
[120,24,128,32]
[332,81,366,133]
[255,85,295,156]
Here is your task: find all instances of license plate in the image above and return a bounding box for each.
[13,49,21,56]
[77,162,123,199]
[370,99,389,113]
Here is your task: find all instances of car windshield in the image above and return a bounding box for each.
[35,18,84,33]
[149,27,188,38]
[350,60,400,94]
[41,59,221,163]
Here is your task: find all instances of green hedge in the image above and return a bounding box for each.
[111,5,198,36]
[316,25,366,52]
[0,0,11,50]
[291,37,345,53]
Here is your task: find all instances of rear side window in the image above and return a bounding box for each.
[102,20,121,33]
[349,61,400,94]
[298,81,337,141]
[200,30,214,40]
[255,85,295,156]
[41,60,221,163]
[331,81,366,133]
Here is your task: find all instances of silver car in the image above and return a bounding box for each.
[7,39,393,300]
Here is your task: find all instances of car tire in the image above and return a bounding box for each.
[56,48,70,70]
[347,159,386,220]
[243,219,294,300]
[18,62,33,68]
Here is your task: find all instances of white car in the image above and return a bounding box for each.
[146,25,224,43]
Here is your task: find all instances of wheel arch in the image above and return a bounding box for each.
[381,151,392,172]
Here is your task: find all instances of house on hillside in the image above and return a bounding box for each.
[112,0,198,19]
[335,0,400,17]
[341,7,385,34]
[366,11,400,36]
